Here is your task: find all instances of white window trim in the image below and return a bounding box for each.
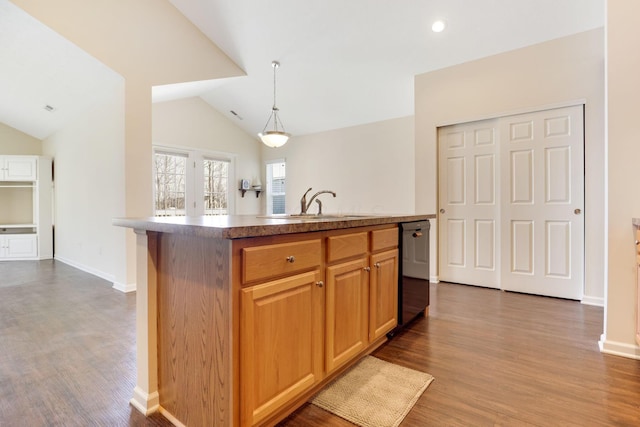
[266,158,286,215]
[153,144,236,216]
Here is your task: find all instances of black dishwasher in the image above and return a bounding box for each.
[389,220,430,336]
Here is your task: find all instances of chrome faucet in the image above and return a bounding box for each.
[300,188,336,215]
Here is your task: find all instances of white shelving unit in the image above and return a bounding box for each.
[0,155,52,261]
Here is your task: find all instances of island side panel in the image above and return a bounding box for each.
[156,232,233,427]
[131,230,160,415]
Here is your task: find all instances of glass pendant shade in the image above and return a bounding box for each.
[259,61,290,148]
[259,130,290,148]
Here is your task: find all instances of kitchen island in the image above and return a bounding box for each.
[114,213,433,427]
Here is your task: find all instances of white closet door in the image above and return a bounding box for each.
[438,119,500,288]
[500,106,584,299]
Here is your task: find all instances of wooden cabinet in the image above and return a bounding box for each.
[240,270,323,426]
[369,248,399,341]
[324,227,398,374]
[0,156,52,261]
[325,257,369,373]
[236,225,399,425]
[117,212,436,427]
[369,227,399,342]
[238,237,323,426]
[242,239,321,283]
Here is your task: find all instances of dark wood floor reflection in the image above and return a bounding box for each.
[0,260,170,426]
[283,282,640,427]
[1,260,639,426]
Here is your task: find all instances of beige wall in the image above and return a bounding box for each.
[42,81,126,286]
[152,98,262,215]
[603,0,640,358]
[0,122,42,154]
[11,0,244,289]
[262,116,415,216]
[415,29,605,304]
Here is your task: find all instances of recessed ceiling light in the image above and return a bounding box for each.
[432,20,446,33]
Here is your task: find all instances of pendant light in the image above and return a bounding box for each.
[258,61,290,148]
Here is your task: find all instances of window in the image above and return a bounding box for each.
[153,147,234,216]
[154,152,187,217]
[203,158,229,215]
[266,160,286,215]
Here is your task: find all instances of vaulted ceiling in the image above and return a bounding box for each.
[0,0,604,141]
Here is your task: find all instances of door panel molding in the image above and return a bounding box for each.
[438,105,584,299]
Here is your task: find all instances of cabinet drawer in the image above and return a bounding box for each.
[371,227,398,252]
[243,239,321,283]
[326,232,368,263]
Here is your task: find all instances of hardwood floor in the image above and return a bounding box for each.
[1,260,638,426]
[0,260,169,426]
[283,283,640,427]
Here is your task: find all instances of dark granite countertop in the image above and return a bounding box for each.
[113,213,435,240]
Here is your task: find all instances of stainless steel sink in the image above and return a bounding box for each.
[258,214,373,221]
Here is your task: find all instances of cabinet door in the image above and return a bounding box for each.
[2,234,38,259]
[369,249,399,341]
[240,270,323,426]
[2,157,37,181]
[325,257,369,373]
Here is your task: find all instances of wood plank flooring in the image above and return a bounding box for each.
[1,260,639,426]
[0,260,169,426]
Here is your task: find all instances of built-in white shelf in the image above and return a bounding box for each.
[0,228,36,235]
[0,183,35,188]
[0,155,52,260]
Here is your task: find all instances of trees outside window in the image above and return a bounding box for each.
[154,152,187,216]
[204,158,229,215]
[154,148,233,216]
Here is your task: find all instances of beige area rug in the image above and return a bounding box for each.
[311,356,434,427]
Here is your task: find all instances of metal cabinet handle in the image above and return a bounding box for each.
[412,231,422,238]
[374,262,381,268]
[440,208,445,214]
[286,255,295,263]
[363,266,371,272]
[574,208,581,215]
[316,281,324,287]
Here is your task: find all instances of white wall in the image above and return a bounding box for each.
[152,97,262,215]
[0,122,42,154]
[14,0,245,291]
[603,0,640,358]
[42,80,126,286]
[262,116,415,215]
[415,28,606,305]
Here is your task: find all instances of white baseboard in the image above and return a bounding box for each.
[54,255,118,288]
[598,334,640,360]
[113,281,137,293]
[130,387,159,415]
[581,295,604,307]
[430,275,439,283]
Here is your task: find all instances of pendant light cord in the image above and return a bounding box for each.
[259,60,288,139]
[272,61,278,110]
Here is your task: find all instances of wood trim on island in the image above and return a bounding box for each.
[120,214,433,426]
[131,229,159,416]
